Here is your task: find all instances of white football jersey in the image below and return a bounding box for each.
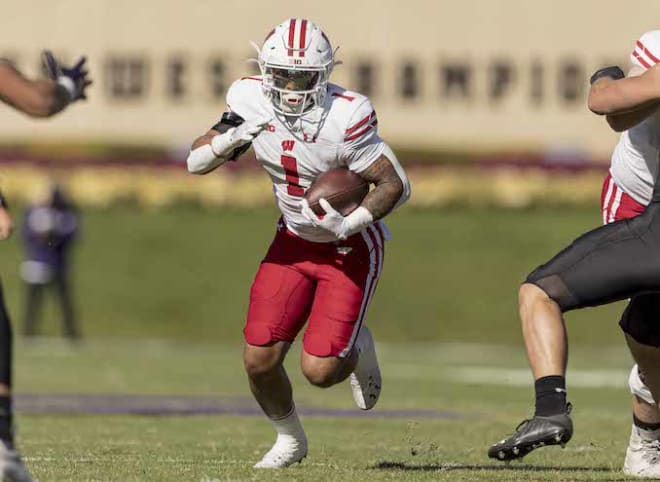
[609,31,660,205]
[610,111,660,205]
[225,76,386,242]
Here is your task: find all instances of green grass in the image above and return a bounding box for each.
[13,339,636,481]
[0,206,642,480]
[0,205,629,344]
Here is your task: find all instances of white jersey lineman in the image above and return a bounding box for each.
[609,31,660,205]
[225,76,391,242]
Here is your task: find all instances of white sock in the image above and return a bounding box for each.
[270,407,306,444]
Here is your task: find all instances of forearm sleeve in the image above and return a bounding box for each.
[186,144,227,174]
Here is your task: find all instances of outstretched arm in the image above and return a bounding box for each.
[0,61,71,117]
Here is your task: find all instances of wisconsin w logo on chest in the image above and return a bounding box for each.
[281,140,295,152]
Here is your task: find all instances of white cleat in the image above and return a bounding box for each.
[0,442,33,482]
[623,425,660,478]
[253,434,307,469]
[349,325,382,410]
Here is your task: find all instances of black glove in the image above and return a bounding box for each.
[589,66,625,85]
[41,50,92,101]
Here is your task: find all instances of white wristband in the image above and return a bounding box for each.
[57,76,76,100]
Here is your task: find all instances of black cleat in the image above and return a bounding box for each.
[488,403,573,461]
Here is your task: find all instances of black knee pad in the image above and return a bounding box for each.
[619,295,660,347]
[525,271,579,312]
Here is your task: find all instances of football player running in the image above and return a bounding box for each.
[0,52,90,481]
[488,31,660,477]
[595,31,660,478]
[186,18,410,468]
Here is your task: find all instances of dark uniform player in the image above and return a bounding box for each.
[488,61,660,472]
[0,53,90,481]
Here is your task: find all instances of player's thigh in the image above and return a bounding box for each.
[244,262,315,346]
[527,214,660,311]
[620,294,660,347]
[303,227,385,358]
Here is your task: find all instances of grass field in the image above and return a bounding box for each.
[14,339,636,481]
[0,205,643,480]
[0,204,629,344]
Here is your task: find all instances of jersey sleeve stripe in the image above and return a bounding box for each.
[240,76,262,82]
[633,50,652,69]
[637,40,659,63]
[344,119,378,142]
[331,92,356,101]
[345,110,376,135]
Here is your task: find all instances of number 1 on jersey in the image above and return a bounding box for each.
[281,154,304,196]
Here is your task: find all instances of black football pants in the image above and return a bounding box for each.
[526,202,660,345]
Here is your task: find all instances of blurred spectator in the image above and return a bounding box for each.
[20,185,80,340]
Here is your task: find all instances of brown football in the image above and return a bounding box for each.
[304,168,369,216]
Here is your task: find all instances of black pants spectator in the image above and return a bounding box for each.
[23,272,79,340]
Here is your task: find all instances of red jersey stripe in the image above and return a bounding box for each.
[331,92,356,101]
[299,19,307,57]
[633,50,652,69]
[345,120,377,142]
[288,19,296,56]
[345,111,376,134]
[637,40,659,63]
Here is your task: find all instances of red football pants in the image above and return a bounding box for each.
[601,173,645,223]
[244,222,386,358]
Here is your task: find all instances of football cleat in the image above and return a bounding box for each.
[488,404,573,461]
[253,434,307,469]
[349,325,382,410]
[0,441,33,482]
[623,425,660,478]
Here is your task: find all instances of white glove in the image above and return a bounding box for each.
[211,115,272,158]
[301,198,373,240]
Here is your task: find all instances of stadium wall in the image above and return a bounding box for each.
[1,0,658,158]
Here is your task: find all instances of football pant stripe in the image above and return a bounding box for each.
[602,176,615,225]
[340,225,383,357]
[608,184,623,224]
